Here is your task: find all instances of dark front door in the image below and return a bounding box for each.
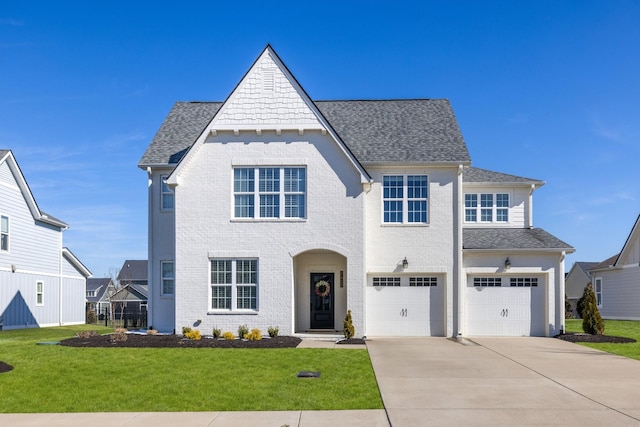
[310,273,334,329]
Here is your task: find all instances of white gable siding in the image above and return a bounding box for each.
[214,51,321,127]
[172,130,365,335]
[0,160,14,183]
[620,237,640,266]
[462,185,529,228]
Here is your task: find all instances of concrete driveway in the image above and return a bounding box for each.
[367,337,640,426]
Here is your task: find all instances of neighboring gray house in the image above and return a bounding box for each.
[0,149,91,330]
[565,262,599,317]
[588,214,640,320]
[139,45,573,337]
[86,277,114,319]
[117,260,148,288]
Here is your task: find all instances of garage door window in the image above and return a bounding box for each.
[473,277,502,287]
[510,277,538,287]
[409,277,438,287]
[373,277,401,287]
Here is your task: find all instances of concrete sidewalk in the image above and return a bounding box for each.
[367,337,640,426]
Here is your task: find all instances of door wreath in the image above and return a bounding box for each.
[314,280,331,297]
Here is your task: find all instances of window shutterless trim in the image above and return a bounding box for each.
[0,214,9,252]
[161,261,174,296]
[160,175,174,211]
[36,281,44,305]
[209,258,259,312]
[382,175,429,224]
[464,192,509,224]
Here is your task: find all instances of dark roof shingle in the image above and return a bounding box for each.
[139,99,470,167]
[463,167,543,184]
[463,228,574,251]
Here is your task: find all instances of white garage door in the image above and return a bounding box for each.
[466,276,545,336]
[366,275,444,336]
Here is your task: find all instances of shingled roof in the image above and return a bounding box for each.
[463,167,544,185]
[463,228,574,251]
[138,99,470,167]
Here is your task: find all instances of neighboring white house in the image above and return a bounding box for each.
[138,45,573,337]
[588,214,640,320]
[0,149,91,330]
[565,261,599,317]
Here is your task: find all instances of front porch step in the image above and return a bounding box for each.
[295,331,343,341]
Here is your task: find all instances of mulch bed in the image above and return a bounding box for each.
[336,338,366,345]
[0,361,13,373]
[59,333,303,348]
[556,333,636,344]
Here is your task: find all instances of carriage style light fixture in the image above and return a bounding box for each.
[402,257,409,269]
[505,258,511,270]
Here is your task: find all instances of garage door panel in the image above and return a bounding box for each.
[467,277,545,337]
[366,279,444,337]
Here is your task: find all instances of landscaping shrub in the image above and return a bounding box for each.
[223,331,235,340]
[112,328,128,342]
[181,326,192,335]
[343,309,355,339]
[581,283,605,335]
[86,309,97,324]
[212,327,222,338]
[245,328,262,340]
[238,324,249,339]
[577,285,590,318]
[77,330,99,339]
[565,295,574,319]
[268,326,279,338]
[184,328,202,340]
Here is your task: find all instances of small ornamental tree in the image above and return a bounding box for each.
[564,294,574,319]
[343,309,355,339]
[576,285,589,319]
[581,283,605,335]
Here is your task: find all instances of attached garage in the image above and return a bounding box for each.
[366,275,445,336]
[466,275,546,336]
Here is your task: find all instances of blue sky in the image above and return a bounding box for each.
[1,1,639,277]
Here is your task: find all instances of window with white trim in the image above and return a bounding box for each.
[465,193,509,223]
[510,277,538,287]
[1,215,8,251]
[86,290,95,297]
[210,259,258,311]
[234,167,306,219]
[36,281,44,305]
[161,261,174,296]
[382,175,428,224]
[594,278,602,307]
[473,277,502,287]
[161,176,174,210]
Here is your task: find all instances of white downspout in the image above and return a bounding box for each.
[146,167,154,330]
[59,232,64,326]
[559,251,566,335]
[456,165,464,336]
[528,184,535,228]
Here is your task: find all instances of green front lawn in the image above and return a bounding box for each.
[0,325,383,413]
[565,319,640,361]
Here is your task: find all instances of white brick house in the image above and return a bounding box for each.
[139,45,573,337]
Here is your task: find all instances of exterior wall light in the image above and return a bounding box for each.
[402,257,409,269]
[505,258,511,270]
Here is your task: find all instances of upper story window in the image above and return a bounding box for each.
[465,193,509,223]
[161,261,174,296]
[0,215,8,251]
[86,290,95,297]
[382,175,428,224]
[210,259,258,311]
[161,176,174,211]
[233,167,306,219]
